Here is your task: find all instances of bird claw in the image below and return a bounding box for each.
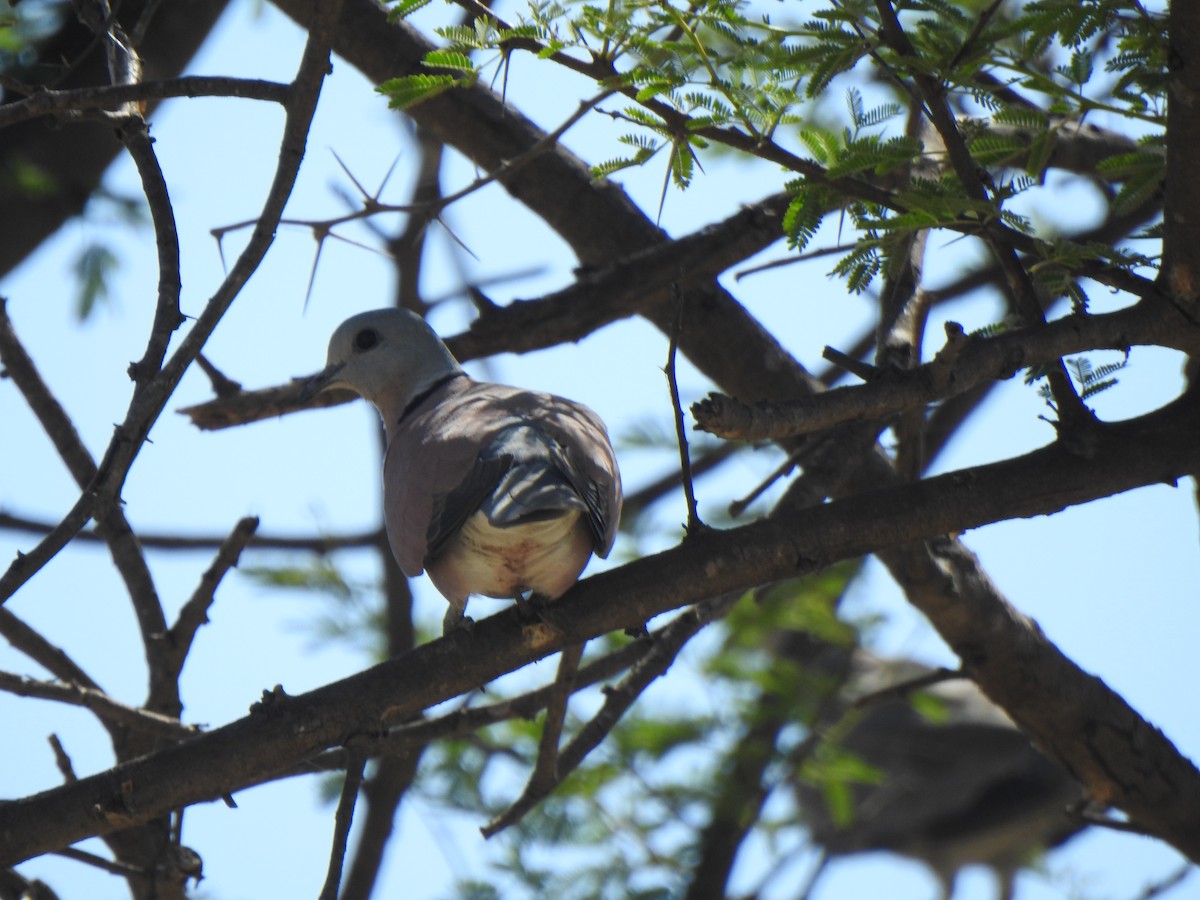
[514,591,549,624]
[249,684,291,715]
[441,615,474,637]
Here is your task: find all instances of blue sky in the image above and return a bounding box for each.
[1,1,1197,898]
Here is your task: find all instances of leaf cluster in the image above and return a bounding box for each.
[378,0,1165,301]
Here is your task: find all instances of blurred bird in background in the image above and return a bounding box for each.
[794,649,1085,900]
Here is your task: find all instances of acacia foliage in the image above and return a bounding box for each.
[0,0,1197,899]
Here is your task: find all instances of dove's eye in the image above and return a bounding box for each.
[354,329,380,352]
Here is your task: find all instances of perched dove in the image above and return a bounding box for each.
[301,308,622,633]
[792,647,1084,900]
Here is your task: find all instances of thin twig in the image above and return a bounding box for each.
[539,644,584,779]
[381,636,652,739]
[822,345,879,383]
[211,89,617,264]
[733,242,859,281]
[620,442,739,520]
[728,450,799,518]
[490,642,585,823]
[0,609,102,690]
[195,354,244,398]
[0,298,97,485]
[667,288,703,532]
[481,594,738,837]
[121,114,184,383]
[51,846,145,877]
[180,191,795,432]
[945,0,1007,70]
[0,495,96,605]
[166,516,260,679]
[0,672,199,740]
[318,746,367,900]
[849,666,964,708]
[48,734,77,782]
[1074,808,1163,838]
[1131,863,1194,900]
[872,0,1092,427]
[0,77,289,128]
[446,0,1161,300]
[816,329,877,389]
[690,304,1167,443]
[0,511,380,553]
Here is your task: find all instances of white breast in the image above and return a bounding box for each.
[426,508,595,602]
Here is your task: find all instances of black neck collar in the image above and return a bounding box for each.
[397,371,467,426]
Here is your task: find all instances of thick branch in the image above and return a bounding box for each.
[692,303,1181,442]
[0,0,231,278]
[1164,0,1200,321]
[177,190,794,430]
[3,393,1199,864]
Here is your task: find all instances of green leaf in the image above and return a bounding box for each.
[669,142,696,189]
[72,244,119,321]
[1095,149,1165,180]
[1022,129,1056,178]
[422,49,476,73]
[798,128,840,166]
[781,187,826,252]
[240,559,354,599]
[377,73,463,110]
[909,691,950,725]
[1110,168,1164,216]
[436,24,486,48]
[635,78,679,102]
[1058,48,1094,85]
[830,242,882,293]
[590,143,660,179]
[992,106,1050,132]
[846,85,864,127]
[386,0,433,21]
[968,133,1029,167]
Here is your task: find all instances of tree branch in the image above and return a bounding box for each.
[164,517,260,682]
[692,303,1182,442]
[482,594,736,838]
[118,115,183,383]
[0,0,231,278]
[0,609,103,694]
[3,392,1199,864]
[176,190,794,431]
[0,511,380,553]
[0,0,345,607]
[0,77,290,129]
[317,747,366,900]
[1163,0,1200,323]
[0,673,198,740]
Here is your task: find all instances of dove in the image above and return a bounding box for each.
[791,646,1084,900]
[300,308,622,634]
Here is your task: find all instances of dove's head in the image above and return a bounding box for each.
[298,308,463,417]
